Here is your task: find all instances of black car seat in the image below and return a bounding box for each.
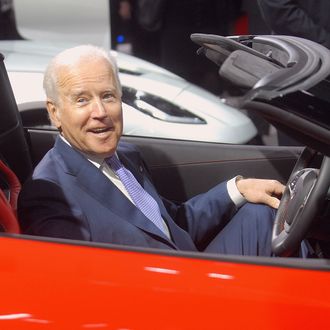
[0,159,21,233]
[0,53,34,232]
[0,54,33,184]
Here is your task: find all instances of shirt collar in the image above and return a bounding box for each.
[59,134,116,169]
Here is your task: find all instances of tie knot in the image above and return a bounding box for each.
[106,155,122,172]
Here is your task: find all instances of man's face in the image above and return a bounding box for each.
[47,57,123,158]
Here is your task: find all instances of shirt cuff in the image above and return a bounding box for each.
[227,176,246,208]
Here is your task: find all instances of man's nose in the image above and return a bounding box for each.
[91,99,107,117]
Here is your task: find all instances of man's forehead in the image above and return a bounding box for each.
[58,64,115,88]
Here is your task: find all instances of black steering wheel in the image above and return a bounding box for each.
[272,148,330,257]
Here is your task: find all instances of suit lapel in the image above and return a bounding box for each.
[117,147,196,250]
[55,137,176,247]
[117,149,144,185]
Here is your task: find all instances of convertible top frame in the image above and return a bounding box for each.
[191,34,330,156]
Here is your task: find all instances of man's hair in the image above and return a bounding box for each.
[43,44,122,103]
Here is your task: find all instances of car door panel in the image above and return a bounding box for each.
[124,136,302,201]
[27,129,302,202]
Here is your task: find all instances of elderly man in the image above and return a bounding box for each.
[18,45,284,255]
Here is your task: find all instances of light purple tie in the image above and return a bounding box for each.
[107,155,168,236]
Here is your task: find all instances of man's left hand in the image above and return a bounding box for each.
[236,178,285,209]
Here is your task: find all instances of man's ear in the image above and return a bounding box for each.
[46,99,61,129]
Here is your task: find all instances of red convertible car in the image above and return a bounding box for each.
[0,34,329,329]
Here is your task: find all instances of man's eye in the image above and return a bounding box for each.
[103,93,115,101]
[77,97,87,104]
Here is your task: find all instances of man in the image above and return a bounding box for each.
[257,0,330,146]
[257,0,330,49]
[18,45,284,256]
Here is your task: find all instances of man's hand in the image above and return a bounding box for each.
[236,178,285,209]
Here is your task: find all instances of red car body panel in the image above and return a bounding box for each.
[0,236,329,329]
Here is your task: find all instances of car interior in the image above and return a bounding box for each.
[191,33,330,257]
[0,35,330,267]
[0,159,21,233]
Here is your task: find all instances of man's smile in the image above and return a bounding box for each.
[88,126,113,134]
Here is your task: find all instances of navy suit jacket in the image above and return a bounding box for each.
[18,137,237,251]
